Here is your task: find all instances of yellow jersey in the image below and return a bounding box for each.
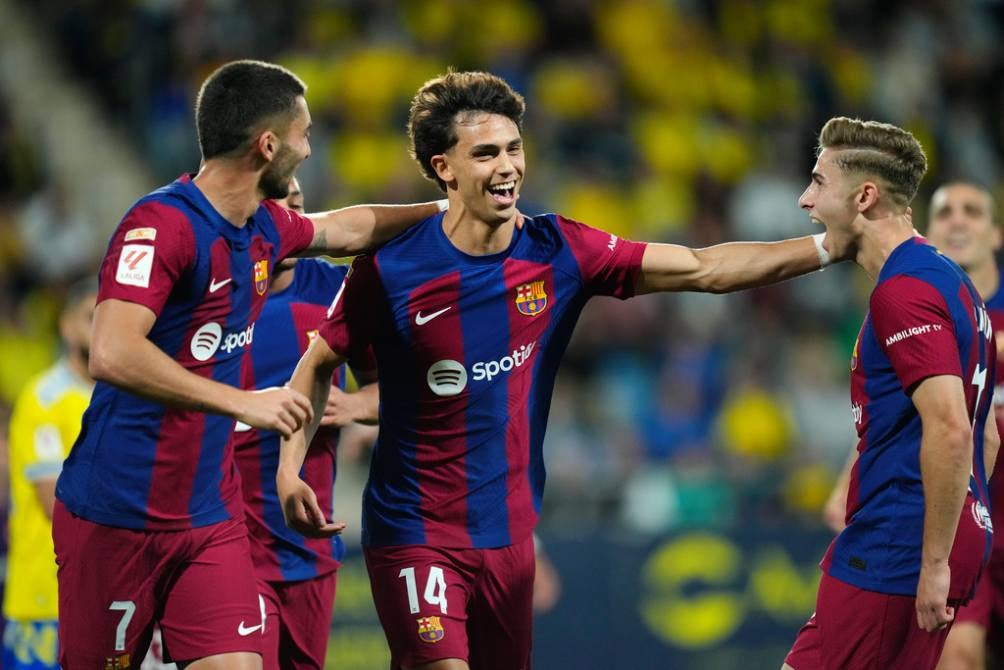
[4,359,91,621]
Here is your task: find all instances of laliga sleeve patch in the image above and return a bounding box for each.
[116,243,155,288]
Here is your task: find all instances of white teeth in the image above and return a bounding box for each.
[489,181,515,193]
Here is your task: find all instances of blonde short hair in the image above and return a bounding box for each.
[818,117,927,207]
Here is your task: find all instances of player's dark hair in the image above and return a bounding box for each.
[818,117,928,208]
[408,70,526,192]
[195,60,306,160]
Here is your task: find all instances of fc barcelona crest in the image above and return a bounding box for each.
[254,259,269,295]
[417,616,445,643]
[104,654,131,670]
[515,280,548,317]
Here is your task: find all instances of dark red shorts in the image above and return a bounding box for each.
[955,553,1004,624]
[785,572,954,670]
[953,553,1004,658]
[53,501,262,668]
[364,538,534,670]
[258,572,337,670]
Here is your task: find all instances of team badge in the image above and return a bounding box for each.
[254,259,269,295]
[417,616,445,643]
[515,280,548,317]
[104,654,130,669]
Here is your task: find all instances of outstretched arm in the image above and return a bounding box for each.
[635,235,825,295]
[302,201,446,257]
[278,336,348,537]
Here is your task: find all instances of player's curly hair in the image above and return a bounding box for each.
[818,117,928,207]
[196,60,306,160]
[408,70,526,192]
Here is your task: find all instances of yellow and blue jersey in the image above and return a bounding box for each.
[4,359,91,622]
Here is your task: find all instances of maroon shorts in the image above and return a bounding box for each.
[953,553,1004,658]
[364,538,534,670]
[785,572,955,670]
[955,552,1004,623]
[53,501,263,668]
[258,572,337,670]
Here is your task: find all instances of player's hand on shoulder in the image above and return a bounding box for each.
[237,386,313,438]
[277,473,346,538]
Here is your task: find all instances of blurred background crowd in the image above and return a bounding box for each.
[0,0,1002,547]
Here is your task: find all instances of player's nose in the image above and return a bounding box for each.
[798,189,812,210]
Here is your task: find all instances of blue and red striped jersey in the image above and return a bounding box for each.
[319,212,646,549]
[56,175,314,530]
[826,237,995,596]
[984,269,1004,560]
[234,258,350,582]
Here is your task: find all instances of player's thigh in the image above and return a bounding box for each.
[272,572,337,670]
[364,545,475,669]
[52,501,158,668]
[787,572,914,670]
[811,573,949,670]
[256,581,281,670]
[159,517,264,665]
[467,538,535,670]
[783,610,823,670]
[935,621,986,670]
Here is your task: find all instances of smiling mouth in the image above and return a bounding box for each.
[488,180,517,205]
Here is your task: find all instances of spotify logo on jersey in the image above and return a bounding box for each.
[190,322,223,361]
[427,360,468,396]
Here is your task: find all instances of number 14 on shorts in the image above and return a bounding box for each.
[399,566,448,614]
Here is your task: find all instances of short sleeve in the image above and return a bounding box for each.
[318,255,385,361]
[871,275,961,393]
[555,215,647,298]
[262,200,314,260]
[97,200,195,316]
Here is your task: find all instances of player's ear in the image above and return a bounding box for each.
[991,223,1002,252]
[430,154,453,185]
[857,181,880,212]
[256,130,278,162]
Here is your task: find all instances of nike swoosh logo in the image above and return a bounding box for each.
[209,277,233,293]
[237,621,262,636]
[415,306,451,325]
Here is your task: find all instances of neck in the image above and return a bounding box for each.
[192,159,264,228]
[856,211,916,281]
[66,350,94,387]
[966,259,1001,299]
[440,200,516,256]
